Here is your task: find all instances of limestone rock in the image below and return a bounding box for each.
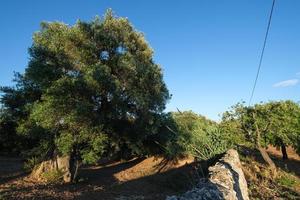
[166,149,249,200]
[30,155,71,183]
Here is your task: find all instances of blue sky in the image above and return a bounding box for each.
[0,0,299,120]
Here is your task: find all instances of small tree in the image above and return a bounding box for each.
[263,101,300,160]
[222,102,277,171]
[222,100,300,172]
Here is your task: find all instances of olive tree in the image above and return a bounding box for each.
[222,100,300,173]
[263,101,300,160]
[1,10,170,181]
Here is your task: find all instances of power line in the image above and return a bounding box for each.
[249,0,276,106]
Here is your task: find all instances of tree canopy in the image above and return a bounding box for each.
[0,10,170,170]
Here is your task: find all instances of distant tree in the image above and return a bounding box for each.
[0,9,170,181]
[219,105,247,146]
[263,101,300,160]
[222,102,277,171]
[222,100,300,171]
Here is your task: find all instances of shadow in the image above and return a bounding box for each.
[153,158,173,173]
[219,161,244,200]
[152,157,184,173]
[238,146,300,177]
[75,160,209,200]
[1,154,227,200]
[268,154,300,177]
[0,156,28,184]
[0,171,29,185]
[73,154,225,200]
[77,157,146,189]
[0,158,146,200]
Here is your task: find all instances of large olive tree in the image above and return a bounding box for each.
[1,10,170,181]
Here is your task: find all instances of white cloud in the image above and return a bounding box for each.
[273,79,299,88]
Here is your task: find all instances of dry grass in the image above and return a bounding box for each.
[239,146,300,200]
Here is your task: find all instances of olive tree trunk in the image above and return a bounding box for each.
[280,140,288,160]
[30,147,84,183]
[254,123,276,175]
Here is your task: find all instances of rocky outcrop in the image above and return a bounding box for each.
[166,149,249,200]
[30,155,72,183]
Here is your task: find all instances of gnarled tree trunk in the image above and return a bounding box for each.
[255,129,276,176]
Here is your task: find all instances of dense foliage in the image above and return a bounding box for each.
[162,111,231,160]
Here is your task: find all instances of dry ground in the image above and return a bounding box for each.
[239,146,300,200]
[1,147,299,200]
[0,156,198,200]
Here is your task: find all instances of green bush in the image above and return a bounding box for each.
[162,111,230,160]
[187,127,230,160]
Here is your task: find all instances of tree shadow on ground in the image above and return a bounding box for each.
[76,160,204,200]
[79,157,146,186]
[1,158,147,200]
[0,171,29,185]
[238,146,300,177]
[0,156,29,184]
[1,155,226,200]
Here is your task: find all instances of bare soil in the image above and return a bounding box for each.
[266,146,300,177]
[0,156,198,200]
[1,146,299,200]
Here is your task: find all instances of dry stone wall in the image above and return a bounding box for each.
[166,149,249,200]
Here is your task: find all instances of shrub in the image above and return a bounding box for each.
[162,111,230,160]
[187,127,230,161]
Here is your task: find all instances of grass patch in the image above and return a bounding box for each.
[276,172,299,188]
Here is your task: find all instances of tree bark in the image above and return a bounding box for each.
[254,120,276,174]
[256,131,276,169]
[280,140,288,160]
[72,159,79,182]
[257,146,276,169]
